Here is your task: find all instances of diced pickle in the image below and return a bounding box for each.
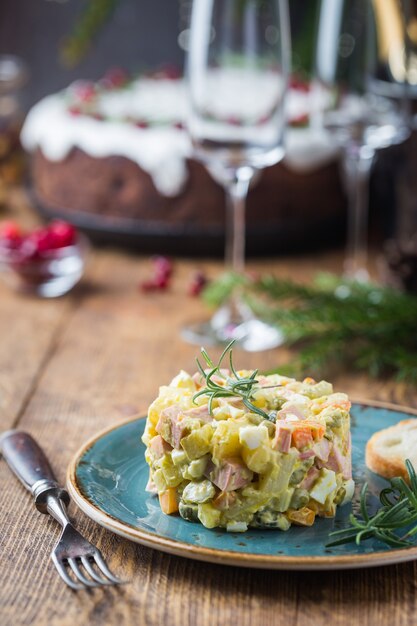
[179,501,199,522]
[251,508,291,531]
[181,424,213,460]
[198,503,222,528]
[182,479,216,504]
[290,488,310,510]
[159,454,182,488]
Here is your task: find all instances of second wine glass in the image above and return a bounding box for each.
[313,0,410,282]
[182,0,291,351]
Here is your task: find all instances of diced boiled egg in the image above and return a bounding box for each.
[284,414,300,422]
[282,394,309,406]
[169,370,196,390]
[309,469,337,504]
[213,404,244,420]
[341,478,355,505]
[239,424,269,450]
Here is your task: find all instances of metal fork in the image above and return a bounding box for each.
[0,430,124,590]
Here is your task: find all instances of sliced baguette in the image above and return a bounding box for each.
[365,418,417,482]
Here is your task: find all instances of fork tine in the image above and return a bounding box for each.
[67,557,101,588]
[52,555,84,591]
[81,556,115,586]
[93,551,124,585]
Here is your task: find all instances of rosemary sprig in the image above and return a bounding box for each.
[327,460,417,549]
[192,341,276,422]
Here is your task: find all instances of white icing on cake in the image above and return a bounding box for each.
[21,77,338,197]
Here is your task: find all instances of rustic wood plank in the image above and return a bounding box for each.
[1,243,417,626]
[0,271,75,431]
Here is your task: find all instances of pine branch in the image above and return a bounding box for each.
[202,272,417,383]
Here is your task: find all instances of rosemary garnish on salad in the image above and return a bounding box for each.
[192,341,276,422]
[328,459,417,549]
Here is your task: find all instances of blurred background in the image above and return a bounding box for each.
[0,0,317,107]
[0,0,415,276]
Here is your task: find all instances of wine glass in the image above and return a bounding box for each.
[313,0,410,282]
[181,0,291,351]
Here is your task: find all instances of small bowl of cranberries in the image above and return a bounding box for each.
[0,220,88,297]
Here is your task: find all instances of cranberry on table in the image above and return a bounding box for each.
[188,271,209,297]
[140,256,173,292]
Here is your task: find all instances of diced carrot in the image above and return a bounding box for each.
[300,421,325,440]
[292,427,313,449]
[159,488,179,515]
[323,399,351,411]
[303,377,316,385]
[287,507,316,526]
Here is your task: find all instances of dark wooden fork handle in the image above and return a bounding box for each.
[0,430,70,512]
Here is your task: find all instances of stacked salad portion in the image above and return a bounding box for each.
[142,356,354,533]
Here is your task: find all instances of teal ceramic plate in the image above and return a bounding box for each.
[67,401,417,570]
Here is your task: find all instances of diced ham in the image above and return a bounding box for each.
[278,405,306,421]
[209,457,253,492]
[156,405,189,449]
[273,424,292,452]
[212,491,238,511]
[218,396,244,408]
[183,405,212,423]
[333,439,352,479]
[317,439,351,479]
[300,466,320,490]
[313,437,331,462]
[192,372,204,388]
[203,459,216,480]
[299,448,315,460]
[149,435,173,459]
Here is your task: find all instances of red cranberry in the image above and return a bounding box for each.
[290,113,309,127]
[135,120,149,129]
[19,228,52,260]
[188,271,208,297]
[90,112,105,121]
[140,276,169,292]
[101,67,129,89]
[227,116,242,126]
[68,106,82,117]
[151,64,181,80]
[0,221,23,248]
[139,256,173,292]
[289,76,310,92]
[48,221,77,248]
[72,81,96,103]
[153,255,173,279]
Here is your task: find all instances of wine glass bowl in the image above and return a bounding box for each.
[182,0,291,350]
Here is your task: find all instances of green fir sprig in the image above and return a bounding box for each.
[328,460,417,549]
[60,0,120,67]
[193,341,276,422]
[203,272,417,383]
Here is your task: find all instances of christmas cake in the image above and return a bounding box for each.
[21,69,346,254]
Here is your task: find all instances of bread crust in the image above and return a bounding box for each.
[365,419,417,482]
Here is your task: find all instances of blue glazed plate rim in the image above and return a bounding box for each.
[66,399,417,571]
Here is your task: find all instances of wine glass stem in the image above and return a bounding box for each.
[343,150,374,281]
[224,168,253,273]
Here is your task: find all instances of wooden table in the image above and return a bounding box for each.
[1,193,417,626]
